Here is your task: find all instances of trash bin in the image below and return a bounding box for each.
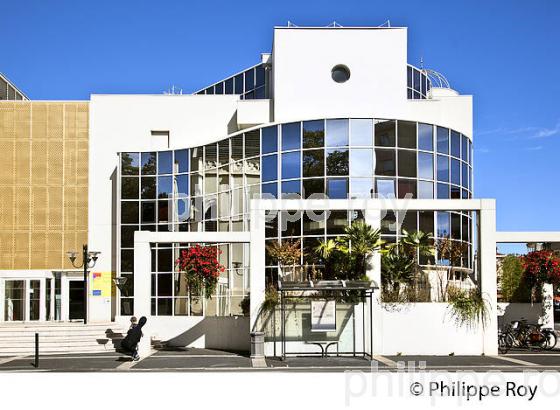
[250,331,265,358]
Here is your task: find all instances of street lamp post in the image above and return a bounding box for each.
[66,244,100,324]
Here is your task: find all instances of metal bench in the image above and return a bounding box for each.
[305,341,339,357]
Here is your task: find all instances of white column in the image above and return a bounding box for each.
[0,279,5,323]
[364,203,383,355]
[479,199,498,355]
[249,203,266,332]
[542,283,555,329]
[133,232,152,318]
[39,278,46,321]
[61,276,69,321]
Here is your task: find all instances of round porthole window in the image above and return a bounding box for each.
[331,65,350,83]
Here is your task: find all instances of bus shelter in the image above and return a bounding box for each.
[277,280,377,360]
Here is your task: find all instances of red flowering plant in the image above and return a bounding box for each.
[521,250,560,300]
[176,244,225,299]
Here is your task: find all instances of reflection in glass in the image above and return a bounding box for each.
[418,152,434,180]
[244,130,260,158]
[327,178,348,199]
[303,178,324,198]
[376,178,395,197]
[261,182,277,198]
[282,123,301,151]
[122,153,140,175]
[375,149,396,176]
[462,163,469,190]
[462,135,469,163]
[282,151,301,180]
[375,120,396,147]
[397,121,416,149]
[437,127,449,154]
[141,152,156,175]
[303,149,324,177]
[121,202,139,224]
[176,175,188,196]
[327,210,348,235]
[281,180,300,197]
[437,183,449,199]
[175,149,189,173]
[141,177,156,199]
[451,158,461,186]
[398,150,416,178]
[262,155,277,182]
[350,178,373,198]
[122,177,139,199]
[419,211,434,234]
[262,126,278,154]
[451,131,461,158]
[141,202,156,224]
[350,119,373,146]
[418,123,433,151]
[437,212,450,238]
[158,176,173,198]
[437,155,449,182]
[418,181,434,199]
[350,149,373,177]
[326,119,349,147]
[398,179,416,199]
[326,149,349,176]
[303,120,325,148]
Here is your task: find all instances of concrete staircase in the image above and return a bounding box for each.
[0,322,125,357]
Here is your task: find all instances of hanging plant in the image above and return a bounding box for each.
[176,244,225,299]
[447,287,490,329]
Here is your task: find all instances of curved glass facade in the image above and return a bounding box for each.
[195,63,269,100]
[118,118,473,316]
[407,65,431,99]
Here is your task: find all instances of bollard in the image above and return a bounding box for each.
[34,333,39,368]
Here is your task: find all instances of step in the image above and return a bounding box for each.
[0,346,116,356]
[0,339,117,347]
[0,330,124,338]
[0,324,121,332]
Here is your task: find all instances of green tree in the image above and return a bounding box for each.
[500,254,531,302]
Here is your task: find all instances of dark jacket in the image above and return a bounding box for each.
[121,316,147,351]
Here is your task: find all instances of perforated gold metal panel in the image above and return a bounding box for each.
[0,102,89,270]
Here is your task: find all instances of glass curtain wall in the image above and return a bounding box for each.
[118,118,473,316]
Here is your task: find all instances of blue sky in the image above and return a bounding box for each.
[2,0,559,252]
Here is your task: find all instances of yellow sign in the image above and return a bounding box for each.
[91,272,112,297]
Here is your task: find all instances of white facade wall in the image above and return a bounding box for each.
[272,27,472,137]
[88,95,240,322]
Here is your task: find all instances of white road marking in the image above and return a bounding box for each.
[372,355,397,368]
[493,355,539,366]
[117,349,156,370]
[0,356,27,365]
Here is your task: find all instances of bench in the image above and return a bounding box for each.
[305,341,339,357]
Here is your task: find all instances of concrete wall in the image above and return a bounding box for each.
[497,302,543,328]
[116,315,250,352]
[377,303,485,355]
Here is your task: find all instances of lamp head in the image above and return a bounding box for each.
[66,251,77,263]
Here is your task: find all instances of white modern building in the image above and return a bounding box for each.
[1,25,558,357]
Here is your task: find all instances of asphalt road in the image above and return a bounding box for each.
[1,347,560,372]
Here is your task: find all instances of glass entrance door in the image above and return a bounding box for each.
[4,280,25,321]
[29,280,40,321]
[69,280,85,320]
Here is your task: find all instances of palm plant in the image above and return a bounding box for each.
[381,249,415,293]
[313,221,383,280]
